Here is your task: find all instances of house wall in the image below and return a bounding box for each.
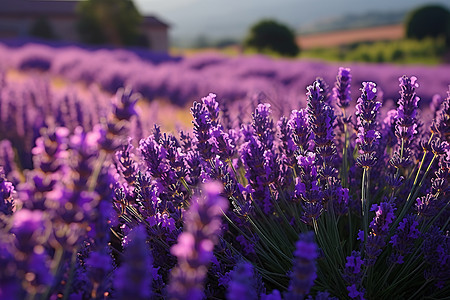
[0,16,78,41]
[0,15,170,53]
[142,27,169,53]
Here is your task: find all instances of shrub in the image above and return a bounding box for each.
[405,4,450,46]
[244,19,300,57]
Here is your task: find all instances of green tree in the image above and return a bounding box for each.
[244,19,300,57]
[405,4,450,46]
[77,0,143,46]
[29,17,57,40]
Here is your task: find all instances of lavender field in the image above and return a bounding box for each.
[0,42,449,300]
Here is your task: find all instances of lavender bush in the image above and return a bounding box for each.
[0,64,449,299]
[1,42,449,108]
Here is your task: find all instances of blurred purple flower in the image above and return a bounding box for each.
[227,261,258,300]
[0,168,14,216]
[114,225,155,300]
[286,231,318,299]
[168,181,228,300]
[333,67,352,109]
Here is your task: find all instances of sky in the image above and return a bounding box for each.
[134,0,450,46]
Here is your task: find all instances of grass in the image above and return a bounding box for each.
[300,37,448,64]
[173,37,449,65]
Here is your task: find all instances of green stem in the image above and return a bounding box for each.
[409,280,432,300]
[413,133,434,187]
[392,153,437,232]
[342,108,349,188]
[88,150,107,192]
[362,168,370,252]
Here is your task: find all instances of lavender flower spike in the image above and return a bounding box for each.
[227,261,258,300]
[114,225,155,300]
[168,181,228,300]
[389,215,420,264]
[333,67,352,109]
[355,82,381,169]
[395,75,420,147]
[0,167,14,216]
[285,231,318,300]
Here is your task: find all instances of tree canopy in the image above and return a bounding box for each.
[405,5,450,46]
[77,0,145,46]
[244,19,300,57]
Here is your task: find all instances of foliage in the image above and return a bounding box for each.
[302,38,447,64]
[29,18,57,40]
[405,4,450,46]
[76,0,144,46]
[244,19,300,57]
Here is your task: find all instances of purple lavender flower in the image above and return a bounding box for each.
[9,209,53,294]
[333,67,352,109]
[0,168,14,216]
[252,103,275,150]
[422,226,449,288]
[11,209,48,253]
[209,125,237,161]
[316,77,331,105]
[227,261,258,300]
[240,136,273,214]
[261,290,282,300]
[116,141,138,185]
[288,109,310,153]
[0,139,19,181]
[84,247,114,298]
[361,202,395,265]
[202,93,220,127]
[306,81,336,163]
[389,215,420,264]
[236,234,256,255]
[31,126,69,174]
[295,152,324,224]
[286,231,318,300]
[369,202,396,236]
[355,82,381,169]
[277,116,296,176]
[395,75,420,147]
[416,193,445,220]
[111,87,139,121]
[139,134,174,185]
[168,181,228,300]
[342,251,365,299]
[431,94,443,118]
[114,225,155,300]
[191,100,215,161]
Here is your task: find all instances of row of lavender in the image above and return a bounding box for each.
[0,70,154,171]
[1,65,449,299]
[0,42,449,107]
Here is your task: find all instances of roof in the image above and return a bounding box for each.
[0,0,78,17]
[142,16,170,28]
[0,0,170,28]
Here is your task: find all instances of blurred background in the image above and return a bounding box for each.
[1,0,450,64]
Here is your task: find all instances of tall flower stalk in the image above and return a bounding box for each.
[355,82,381,248]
